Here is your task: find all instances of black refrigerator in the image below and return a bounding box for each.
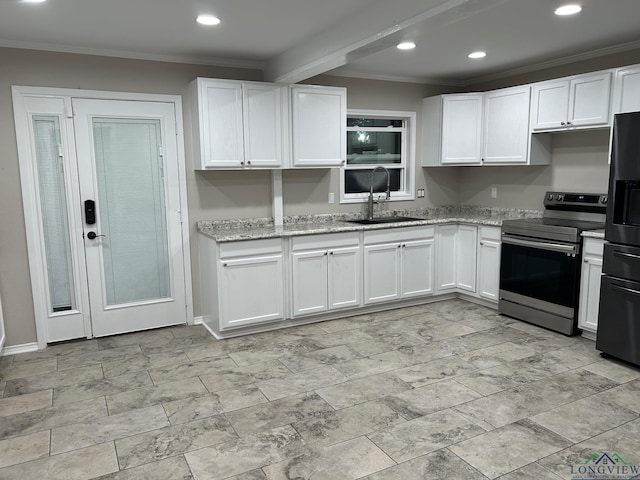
[597,111,640,366]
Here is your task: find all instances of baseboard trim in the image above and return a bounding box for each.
[193,316,203,326]
[2,342,39,356]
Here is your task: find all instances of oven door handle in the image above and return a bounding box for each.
[611,283,640,297]
[502,235,577,254]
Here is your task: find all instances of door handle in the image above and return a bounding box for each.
[86,231,106,240]
[611,283,640,297]
[613,250,640,261]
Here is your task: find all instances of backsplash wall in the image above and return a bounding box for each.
[458,129,611,209]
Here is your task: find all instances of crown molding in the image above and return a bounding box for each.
[0,39,265,71]
[463,39,640,86]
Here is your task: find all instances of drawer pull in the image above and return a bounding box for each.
[611,284,640,297]
[613,251,640,261]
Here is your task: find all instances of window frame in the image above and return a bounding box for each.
[340,109,416,204]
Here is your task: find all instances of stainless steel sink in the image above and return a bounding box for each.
[347,216,424,225]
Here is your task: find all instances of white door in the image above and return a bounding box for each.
[568,72,611,127]
[292,250,329,317]
[71,99,187,337]
[243,83,284,168]
[364,243,401,304]
[401,239,434,297]
[531,81,569,130]
[13,90,190,344]
[483,86,530,164]
[328,246,362,310]
[441,94,483,165]
[613,66,640,114]
[478,239,501,302]
[456,225,478,293]
[218,254,285,330]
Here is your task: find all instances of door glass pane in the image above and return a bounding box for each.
[33,116,76,313]
[92,118,170,306]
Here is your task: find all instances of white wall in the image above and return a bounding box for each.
[458,130,611,209]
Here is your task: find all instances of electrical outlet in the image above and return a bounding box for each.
[328,192,335,204]
[417,189,425,198]
[491,187,498,199]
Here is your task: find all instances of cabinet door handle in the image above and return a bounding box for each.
[222,263,228,267]
[324,252,328,256]
[561,122,566,126]
[566,121,572,126]
[247,160,251,165]
[613,250,640,261]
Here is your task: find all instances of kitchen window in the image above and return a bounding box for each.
[341,110,415,203]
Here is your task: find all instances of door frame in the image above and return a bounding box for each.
[12,86,193,349]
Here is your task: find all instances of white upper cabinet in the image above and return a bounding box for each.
[291,85,346,167]
[441,94,484,165]
[424,87,547,166]
[243,83,286,168]
[612,65,640,114]
[531,71,612,131]
[483,86,531,164]
[191,78,286,169]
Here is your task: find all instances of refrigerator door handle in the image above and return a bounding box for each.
[611,283,640,297]
[613,250,640,261]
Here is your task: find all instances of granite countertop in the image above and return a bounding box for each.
[581,229,605,239]
[198,205,543,242]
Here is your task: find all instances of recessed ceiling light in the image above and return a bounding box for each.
[468,51,487,59]
[555,4,582,15]
[21,0,47,3]
[196,14,221,26]
[397,42,416,50]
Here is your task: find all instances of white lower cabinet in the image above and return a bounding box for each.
[199,236,286,335]
[456,225,478,293]
[291,233,361,317]
[436,225,457,292]
[477,226,502,302]
[364,227,435,304]
[578,237,605,336]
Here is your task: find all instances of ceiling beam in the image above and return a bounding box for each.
[263,0,509,84]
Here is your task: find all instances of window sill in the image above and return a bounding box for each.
[340,193,416,204]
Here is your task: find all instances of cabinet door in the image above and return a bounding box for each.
[291,85,346,167]
[291,250,328,317]
[328,246,362,311]
[531,81,569,131]
[219,254,284,330]
[578,255,603,333]
[200,80,244,167]
[441,95,483,164]
[478,239,501,302]
[364,243,400,304]
[401,239,435,297]
[456,225,477,293]
[568,72,611,127]
[436,225,457,291]
[483,87,530,164]
[613,66,640,114]
[243,83,283,168]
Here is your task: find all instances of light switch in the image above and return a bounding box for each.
[491,187,498,199]
[328,192,335,204]
[417,189,425,198]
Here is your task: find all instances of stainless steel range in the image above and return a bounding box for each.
[499,192,607,335]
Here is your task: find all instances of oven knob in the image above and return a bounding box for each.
[557,194,564,202]
[547,193,555,201]
[601,196,608,204]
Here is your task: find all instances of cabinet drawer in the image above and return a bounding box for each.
[479,226,501,242]
[364,226,435,245]
[219,238,282,258]
[583,237,604,256]
[291,232,359,251]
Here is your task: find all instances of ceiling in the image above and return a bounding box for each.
[1,0,640,86]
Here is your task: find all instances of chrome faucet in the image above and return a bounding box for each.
[367,166,391,220]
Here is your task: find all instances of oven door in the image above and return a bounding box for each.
[499,234,581,319]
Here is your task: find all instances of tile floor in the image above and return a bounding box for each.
[1,299,639,479]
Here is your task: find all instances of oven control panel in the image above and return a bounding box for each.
[544,192,608,212]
